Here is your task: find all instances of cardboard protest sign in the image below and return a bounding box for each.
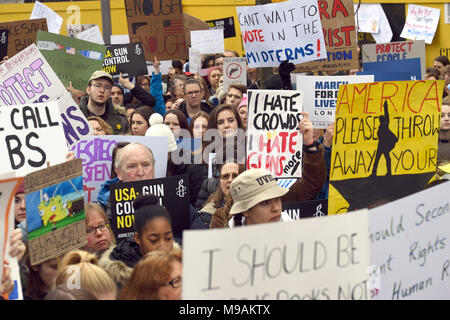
[294,0,358,73]
[183,13,209,48]
[400,4,440,45]
[247,90,303,178]
[124,0,187,61]
[0,44,93,146]
[0,102,68,176]
[282,199,328,220]
[25,159,86,266]
[0,19,48,57]
[66,24,96,38]
[110,174,190,241]
[70,136,168,203]
[296,75,374,129]
[36,31,106,91]
[363,58,422,81]
[369,181,450,300]
[30,1,63,35]
[0,30,8,60]
[183,209,370,299]
[206,16,236,39]
[190,29,224,54]
[76,25,105,45]
[362,41,426,81]
[0,177,23,284]
[237,0,326,68]
[102,42,147,79]
[328,80,444,215]
[223,57,247,92]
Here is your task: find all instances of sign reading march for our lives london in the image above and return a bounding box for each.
[328,80,444,215]
[296,75,374,129]
[110,175,190,241]
[102,42,147,79]
[183,209,370,299]
[236,0,326,68]
[369,181,450,300]
[246,90,304,178]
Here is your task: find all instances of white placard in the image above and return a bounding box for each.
[190,29,225,54]
[76,25,105,45]
[369,181,450,300]
[110,34,130,45]
[223,57,247,92]
[183,209,370,299]
[30,1,63,34]
[296,75,374,129]
[236,0,326,68]
[400,4,440,44]
[354,3,380,33]
[188,47,202,74]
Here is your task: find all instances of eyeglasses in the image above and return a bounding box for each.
[185,90,201,96]
[86,223,109,235]
[91,83,112,91]
[220,172,239,180]
[227,94,242,100]
[166,276,182,288]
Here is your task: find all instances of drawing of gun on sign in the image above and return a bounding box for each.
[223,57,247,91]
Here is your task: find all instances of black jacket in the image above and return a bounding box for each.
[168,161,208,207]
[123,84,156,108]
[178,100,212,119]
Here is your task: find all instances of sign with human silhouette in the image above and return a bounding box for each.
[328,80,444,215]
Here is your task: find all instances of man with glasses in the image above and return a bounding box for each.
[177,79,212,121]
[224,84,247,109]
[79,70,129,134]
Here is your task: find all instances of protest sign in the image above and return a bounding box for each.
[400,4,440,45]
[328,80,444,215]
[76,25,105,45]
[353,3,379,33]
[30,1,63,34]
[183,209,370,299]
[183,13,209,48]
[223,57,247,92]
[0,19,48,57]
[363,58,422,81]
[247,90,304,178]
[66,24,96,38]
[110,174,190,241]
[36,30,106,91]
[370,4,393,44]
[369,181,450,300]
[0,30,8,60]
[70,135,168,203]
[296,75,374,129]
[188,47,201,74]
[206,16,236,39]
[362,40,426,80]
[190,29,224,54]
[110,34,130,45]
[294,0,358,73]
[0,102,68,176]
[0,44,92,146]
[25,159,86,266]
[357,71,413,82]
[102,42,147,79]
[282,199,328,219]
[0,177,23,284]
[124,0,187,61]
[237,0,326,68]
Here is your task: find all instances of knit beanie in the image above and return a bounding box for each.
[238,94,248,110]
[145,113,177,152]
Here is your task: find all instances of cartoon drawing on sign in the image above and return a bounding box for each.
[371,101,398,177]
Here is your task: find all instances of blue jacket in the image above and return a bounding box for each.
[150,72,166,116]
[97,177,120,221]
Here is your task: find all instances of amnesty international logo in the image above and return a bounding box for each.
[0,32,6,44]
[134,43,142,56]
[176,179,186,198]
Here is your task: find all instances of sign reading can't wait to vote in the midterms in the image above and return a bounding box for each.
[246,90,304,178]
[296,75,374,129]
[236,0,326,68]
[183,209,370,300]
[369,181,450,300]
[328,80,444,215]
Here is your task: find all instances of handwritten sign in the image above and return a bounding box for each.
[183,209,370,299]
[369,181,450,300]
[282,199,328,219]
[66,24,96,38]
[30,1,63,34]
[110,175,190,241]
[70,135,168,203]
[294,0,358,73]
[247,90,303,178]
[124,0,187,61]
[223,57,247,92]
[25,159,86,266]
[353,3,379,33]
[102,42,147,79]
[190,29,225,54]
[237,0,326,68]
[329,80,444,215]
[296,75,374,129]
[400,4,440,45]
[75,25,105,45]
[0,19,48,57]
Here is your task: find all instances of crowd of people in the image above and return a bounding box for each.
[1,43,449,300]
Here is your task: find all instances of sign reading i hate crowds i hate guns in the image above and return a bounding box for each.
[182,209,370,300]
[328,80,444,215]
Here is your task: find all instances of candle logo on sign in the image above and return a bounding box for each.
[176,179,187,198]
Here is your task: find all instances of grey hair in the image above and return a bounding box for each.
[114,142,155,171]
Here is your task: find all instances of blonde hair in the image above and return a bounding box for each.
[87,116,113,135]
[56,250,117,299]
[84,202,116,246]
